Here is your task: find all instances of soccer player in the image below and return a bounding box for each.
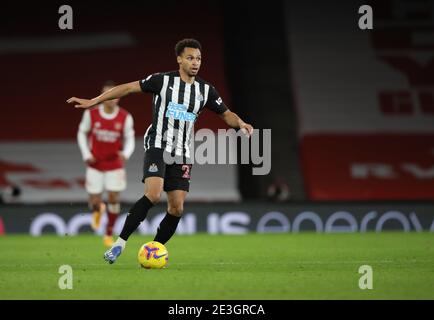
[77,81,135,247]
[68,39,253,264]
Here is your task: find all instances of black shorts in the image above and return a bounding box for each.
[142,148,192,192]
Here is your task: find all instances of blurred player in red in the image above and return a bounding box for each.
[77,81,135,247]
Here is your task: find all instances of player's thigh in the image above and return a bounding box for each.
[85,167,104,194]
[104,168,126,192]
[144,176,164,201]
[142,148,167,201]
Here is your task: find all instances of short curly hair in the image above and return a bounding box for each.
[175,38,202,57]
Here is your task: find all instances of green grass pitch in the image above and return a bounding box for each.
[0,232,433,299]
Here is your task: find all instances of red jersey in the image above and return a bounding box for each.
[78,105,134,171]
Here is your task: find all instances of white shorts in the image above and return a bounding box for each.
[85,167,126,194]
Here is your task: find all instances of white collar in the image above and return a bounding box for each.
[98,104,119,120]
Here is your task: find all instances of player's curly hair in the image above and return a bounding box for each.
[175,38,202,57]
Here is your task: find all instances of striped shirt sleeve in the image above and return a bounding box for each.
[205,85,228,114]
[139,73,163,94]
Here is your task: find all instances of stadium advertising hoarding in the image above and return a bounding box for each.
[1,203,433,235]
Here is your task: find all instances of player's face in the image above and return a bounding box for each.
[102,86,119,108]
[178,47,201,77]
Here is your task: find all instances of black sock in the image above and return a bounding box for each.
[153,212,181,245]
[119,195,154,241]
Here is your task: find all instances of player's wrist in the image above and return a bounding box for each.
[91,97,101,106]
[237,119,246,129]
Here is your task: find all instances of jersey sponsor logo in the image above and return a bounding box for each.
[148,163,158,173]
[93,128,121,143]
[165,102,197,122]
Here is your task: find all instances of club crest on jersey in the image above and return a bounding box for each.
[196,93,204,102]
[115,122,122,130]
[166,102,197,122]
[95,122,101,128]
[148,163,158,173]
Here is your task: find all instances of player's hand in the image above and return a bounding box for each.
[67,97,97,109]
[85,157,96,165]
[240,123,254,138]
[118,152,127,162]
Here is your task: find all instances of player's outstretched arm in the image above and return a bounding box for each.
[67,81,142,109]
[219,110,254,137]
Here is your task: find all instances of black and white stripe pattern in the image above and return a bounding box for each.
[143,71,211,158]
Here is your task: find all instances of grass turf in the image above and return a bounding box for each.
[0,232,433,299]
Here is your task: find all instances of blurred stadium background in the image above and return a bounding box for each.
[0,0,433,300]
[1,0,433,233]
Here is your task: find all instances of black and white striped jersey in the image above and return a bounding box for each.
[140,70,228,158]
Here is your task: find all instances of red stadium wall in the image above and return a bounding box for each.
[287,1,434,200]
[301,134,434,200]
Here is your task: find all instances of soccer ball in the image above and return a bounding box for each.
[138,241,169,269]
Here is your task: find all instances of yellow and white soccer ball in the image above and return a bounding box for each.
[138,241,168,269]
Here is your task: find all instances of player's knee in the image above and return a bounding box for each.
[108,192,119,203]
[90,199,101,211]
[168,204,183,217]
[145,191,161,204]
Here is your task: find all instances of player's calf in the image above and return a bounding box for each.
[153,211,182,245]
[91,201,106,231]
